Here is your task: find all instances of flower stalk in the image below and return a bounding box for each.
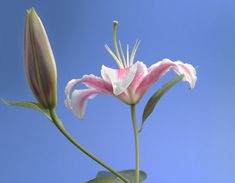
[130,104,140,183]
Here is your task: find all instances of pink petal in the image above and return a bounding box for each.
[135,58,197,99]
[65,75,112,96]
[64,75,113,116]
[70,89,103,119]
[174,61,197,89]
[101,64,138,96]
[79,74,113,93]
[128,61,148,93]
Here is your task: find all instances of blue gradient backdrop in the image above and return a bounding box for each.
[1,0,235,183]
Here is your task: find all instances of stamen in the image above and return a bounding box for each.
[105,44,124,68]
[113,21,122,65]
[129,40,140,66]
[126,44,130,67]
[105,21,140,69]
[118,40,127,67]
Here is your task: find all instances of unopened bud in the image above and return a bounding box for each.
[24,8,57,109]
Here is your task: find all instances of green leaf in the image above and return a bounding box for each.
[86,176,122,183]
[92,169,147,183]
[119,170,147,183]
[2,99,52,121]
[140,75,184,132]
[96,171,115,178]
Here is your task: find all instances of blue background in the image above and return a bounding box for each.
[1,0,235,182]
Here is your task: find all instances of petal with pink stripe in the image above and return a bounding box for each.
[101,64,138,96]
[135,59,197,99]
[70,89,104,119]
[64,75,113,117]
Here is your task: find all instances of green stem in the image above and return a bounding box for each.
[49,108,129,183]
[130,104,140,183]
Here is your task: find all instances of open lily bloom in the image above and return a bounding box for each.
[65,21,197,119]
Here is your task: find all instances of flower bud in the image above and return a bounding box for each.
[24,8,57,109]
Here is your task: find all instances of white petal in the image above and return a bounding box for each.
[101,64,138,95]
[70,89,101,119]
[64,79,80,109]
[174,61,197,89]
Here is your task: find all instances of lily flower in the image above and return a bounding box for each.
[65,21,197,119]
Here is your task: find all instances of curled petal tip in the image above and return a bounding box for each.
[179,62,197,90]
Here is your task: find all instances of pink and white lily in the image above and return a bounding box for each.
[65,22,197,119]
